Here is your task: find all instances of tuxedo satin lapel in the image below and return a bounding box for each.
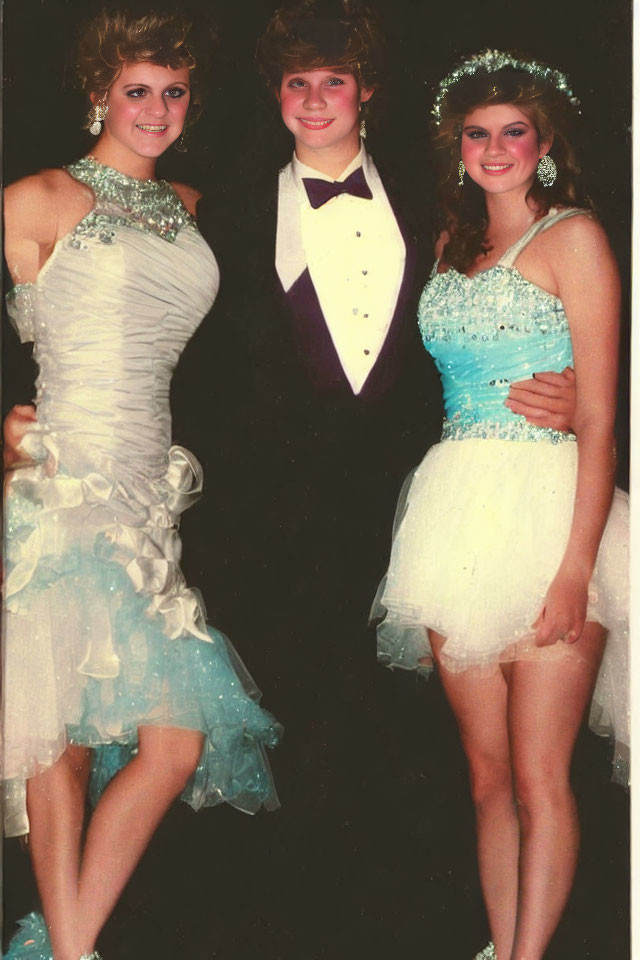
[285,268,355,396]
[234,179,314,403]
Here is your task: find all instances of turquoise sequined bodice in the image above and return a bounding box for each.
[418,209,584,443]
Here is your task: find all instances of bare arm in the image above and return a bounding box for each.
[4,171,96,477]
[506,367,576,432]
[4,175,60,284]
[3,405,37,469]
[532,215,620,645]
[4,168,94,283]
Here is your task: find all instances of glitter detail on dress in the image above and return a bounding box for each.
[65,156,196,243]
[5,284,37,341]
[440,416,576,444]
[418,264,573,436]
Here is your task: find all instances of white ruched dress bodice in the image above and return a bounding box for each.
[9,165,218,479]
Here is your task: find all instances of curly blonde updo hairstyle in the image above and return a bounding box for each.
[77,9,209,124]
[256,0,387,93]
[434,62,591,273]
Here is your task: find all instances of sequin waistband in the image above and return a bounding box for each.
[441,417,577,444]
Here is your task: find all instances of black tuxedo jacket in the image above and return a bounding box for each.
[172,161,443,635]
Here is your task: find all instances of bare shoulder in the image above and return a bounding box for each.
[5,168,89,234]
[170,181,202,217]
[5,169,62,217]
[4,171,66,254]
[545,210,619,316]
[542,210,614,265]
[4,168,95,283]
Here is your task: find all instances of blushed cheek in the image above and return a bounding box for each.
[334,91,360,125]
[278,92,295,128]
[511,136,539,163]
[460,141,481,167]
[108,104,140,128]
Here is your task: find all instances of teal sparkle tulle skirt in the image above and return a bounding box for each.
[2,445,281,837]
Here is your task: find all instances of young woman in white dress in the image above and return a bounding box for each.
[3,11,280,959]
[375,52,629,960]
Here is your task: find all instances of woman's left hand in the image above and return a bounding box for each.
[532,567,589,646]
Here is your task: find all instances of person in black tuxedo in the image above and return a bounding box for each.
[169,3,576,955]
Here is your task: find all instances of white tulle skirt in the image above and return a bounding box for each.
[374,438,629,783]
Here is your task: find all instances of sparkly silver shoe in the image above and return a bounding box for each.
[473,944,496,960]
[79,953,103,960]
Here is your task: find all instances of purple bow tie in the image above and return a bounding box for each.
[302,167,373,209]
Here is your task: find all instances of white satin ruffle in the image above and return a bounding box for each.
[6,440,211,683]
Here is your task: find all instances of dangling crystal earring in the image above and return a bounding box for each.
[458,159,466,187]
[359,115,367,139]
[88,99,108,136]
[537,154,557,187]
[174,133,187,153]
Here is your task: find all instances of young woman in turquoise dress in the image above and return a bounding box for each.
[2,11,280,960]
[374,53,629,960]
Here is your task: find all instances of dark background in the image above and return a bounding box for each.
[2,0,631,957]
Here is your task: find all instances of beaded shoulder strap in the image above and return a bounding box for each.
[499,207,589,268]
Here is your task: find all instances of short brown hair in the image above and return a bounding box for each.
[256,0,387,92]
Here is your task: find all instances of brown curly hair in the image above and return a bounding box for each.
[434,62,591,273]
[77,9,209,125]
[256,0,387,93]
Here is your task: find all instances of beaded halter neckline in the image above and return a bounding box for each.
[64,155,196,243]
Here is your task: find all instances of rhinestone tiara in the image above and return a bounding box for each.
[432,49,580,126]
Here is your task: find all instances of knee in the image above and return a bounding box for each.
[467,754,514,813]
[513,763,573,822]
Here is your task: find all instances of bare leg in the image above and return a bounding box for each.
[26,745,91,960]
[508,623,605,960]
[74,726,204,956]
[431,633,519,959]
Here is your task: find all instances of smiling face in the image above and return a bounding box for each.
[279,67,372,172]
[461,103,552,197]
[95,61,191,162]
